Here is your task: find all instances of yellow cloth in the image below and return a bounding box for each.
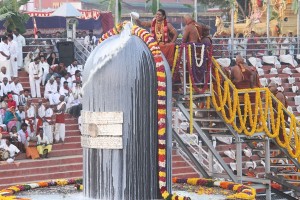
[37,144,52,155]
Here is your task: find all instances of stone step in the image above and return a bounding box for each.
[172,166,198,175]
[0,163,82,178]
[0,170,83,185]
[16,148,82,160]
[172,172,200,178]
[0,155,82,170]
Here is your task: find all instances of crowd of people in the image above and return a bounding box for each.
[214,31,299,58]
[0,28,83,163]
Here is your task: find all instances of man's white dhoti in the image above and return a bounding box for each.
[44,121,53,143]
[54,123,65,142]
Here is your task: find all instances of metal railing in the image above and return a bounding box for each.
[212,37,300,59]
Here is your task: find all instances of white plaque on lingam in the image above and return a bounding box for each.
[81,111,123,149]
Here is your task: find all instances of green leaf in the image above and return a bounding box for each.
[118,0,122,20]
[151,0,157,15]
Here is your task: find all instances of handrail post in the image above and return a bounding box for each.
[265,138,271,200]
[183,45,187,96]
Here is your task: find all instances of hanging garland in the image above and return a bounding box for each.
[171,42,212,94]
[211,57,300,159]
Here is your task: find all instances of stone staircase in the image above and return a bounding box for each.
[0,70,83,190]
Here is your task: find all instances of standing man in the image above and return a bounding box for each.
[39,56,49,86]
[54,95,66,143]
[13,28,26,70]
[43,101,54,143]
[0,36,11,78]
[84,30,97,51]
[7,34,18,78]
[182,14,210,43]
[25,98,36,135]
[28,57,42,98]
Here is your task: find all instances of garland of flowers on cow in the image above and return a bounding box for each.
[210,58,300,159]
[0,22,255,200]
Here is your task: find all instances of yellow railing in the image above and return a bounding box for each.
[211,57,300,159]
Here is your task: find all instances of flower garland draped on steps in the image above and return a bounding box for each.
[211,57,300,159]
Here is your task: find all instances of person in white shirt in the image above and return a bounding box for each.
[44,78,60,105]
[0,139,20,163]
[84,30,97,51]
[269,67,278,74]
[224,148,236,160]
[288,75,296,84]
[259,77,268,87]
[282,66,292,75]
[72,70,82,87]
[61,73,72,88]
[0,66,11,82]
[28,57,42,98]
[43,102,54,143]
[13,28,26,70]
[270,75,281,85]
[25,99,36,135]
[245,159,257,170]
[9,78,23,105]
[243,146,252,158]
[0,36,11,77]
[213,162,224,173]
[67,59,80,76]
[277,84,284,92]
[294,91,300,106]
[36,128,52,158]
[36,100,45,131]
[60,81,73,109]
[39,56,50,86]
[16,105,25,122]
[7,34,18,78]
[292,83,299,93]
[0,77,11,97]
[72,81,82,105]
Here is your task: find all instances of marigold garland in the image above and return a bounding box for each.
[0,178,82,200]
[211,57,300,159]
[173,178,256,200]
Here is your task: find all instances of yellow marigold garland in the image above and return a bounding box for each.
[211,57,300,158]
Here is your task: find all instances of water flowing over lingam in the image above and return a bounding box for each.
[81,22,173,200]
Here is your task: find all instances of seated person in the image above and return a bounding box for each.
[61,73,72,88]
[7,94,17,109]
[67,59,80,76]
[44,78,60,105]
[18,89,31,106]
[282,66,292,75]
[9,125,24,152]
[9,78,23,106]
[72,81,83,105]
[0,77,11,97]
[60,81,73,109]
[72,70,82,87]
[0,67,11,82]
[288,74,296,84]
[292,83,298,93]
[3,106,21,131]
[0,96,8,118]
[17,123,39,160]
[0,139,20,163]
[36,127,52,158]
[259,77,268,87]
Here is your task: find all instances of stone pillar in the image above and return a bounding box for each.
[81,34,172,199]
